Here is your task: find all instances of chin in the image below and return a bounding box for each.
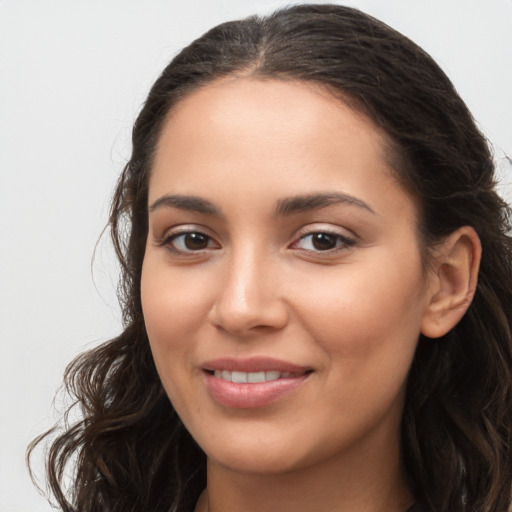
[201,434,308,475]
[210,451,301,476]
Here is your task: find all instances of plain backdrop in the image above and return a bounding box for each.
[1,1,511,510]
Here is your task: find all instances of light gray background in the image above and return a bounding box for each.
[1,1,511,510]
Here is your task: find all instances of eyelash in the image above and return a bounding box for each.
[157,228,356,256]
[291,231,356,253]
[158,230,219,254]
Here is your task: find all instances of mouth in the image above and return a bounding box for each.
[207,369,308,383]
[202,356,312,375]
[202,357,313,409]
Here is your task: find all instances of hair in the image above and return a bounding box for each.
[29,4,512,512]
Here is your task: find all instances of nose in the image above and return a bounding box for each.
[207,248,289,336]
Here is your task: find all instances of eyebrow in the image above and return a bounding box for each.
[149,194,221,216]
[275,192,376,216]
[148,192,376,217]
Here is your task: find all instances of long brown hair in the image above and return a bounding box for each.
[29,5,512,512]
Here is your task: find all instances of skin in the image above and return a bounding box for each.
[140,78,460,512]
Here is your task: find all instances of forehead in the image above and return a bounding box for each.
[149,77,414,221]
[158,78,386,163]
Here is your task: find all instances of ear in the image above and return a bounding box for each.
[421,226,481,339]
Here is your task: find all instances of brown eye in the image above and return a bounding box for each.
[167,232,216,252]
[294,232,356,252]
[311,233,338,251]
[183,233,209,250]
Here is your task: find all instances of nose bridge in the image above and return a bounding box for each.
[229,243,267,309]
[209,239,287,334]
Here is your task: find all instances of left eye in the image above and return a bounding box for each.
[295,232,354,252]
[167,232,217,252]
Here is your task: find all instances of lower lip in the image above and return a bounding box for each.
[204,372,310,409]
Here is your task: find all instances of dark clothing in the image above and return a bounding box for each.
[407,503,427,512]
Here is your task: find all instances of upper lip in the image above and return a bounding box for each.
[202,357,312,374]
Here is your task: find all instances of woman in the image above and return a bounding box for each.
[29,4,512,512]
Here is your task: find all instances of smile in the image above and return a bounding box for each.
[212,370,298,383]
[202,358,312,409]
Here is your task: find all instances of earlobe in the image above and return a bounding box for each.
[421,227,482,339]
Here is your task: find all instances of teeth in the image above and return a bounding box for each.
[232,371,247,383]
[213,370,293,383]
[247,371,265,383]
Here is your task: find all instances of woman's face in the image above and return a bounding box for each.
[141,78,434,475]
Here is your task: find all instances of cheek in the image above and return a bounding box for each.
[141,261,211,340]
[141,265,212,420]
[296,248,426,366]
[295,262,424,432]
[140,262,211,388]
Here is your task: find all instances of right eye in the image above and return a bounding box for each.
[162,231,219,253]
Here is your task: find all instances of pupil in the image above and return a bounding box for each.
[185,233,208,250]
[312,233,336,251]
